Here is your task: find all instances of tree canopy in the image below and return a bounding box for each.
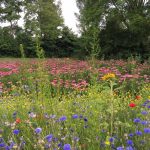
[0,0,149,59]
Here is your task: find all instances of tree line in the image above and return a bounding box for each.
[0,0,150,59]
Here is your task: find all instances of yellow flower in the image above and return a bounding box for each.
[105,141,110,145]
[102,73,115,80]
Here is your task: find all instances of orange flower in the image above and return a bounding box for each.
[16,118,21,124]
[136,95,141,100]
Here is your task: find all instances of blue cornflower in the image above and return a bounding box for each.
[50,114,56,119]
[0,138,4,143]
[128,133,134,137]
[126,146,134,150]
[140,140,146,145]
[127,140,133,145]
[144,128,150,134]
[72,114,78,119]
[109,137,114,142]
[58,143,63,148]
[0,143,5,147]
[79,115,83,118]
[117,147,124,150]
[35,127,42,134]
[135,130,142,136]
[133,118,140,123]
[147,105,150,109]
[13,129,20,135]
[12,112,17,118]
[5,146,11,150]
[73,137,79,142]
[45,144,50,149]
[84,125,88,128]
[84,117,88,122]
[140,120,148,125]
[63,144,71,150]
[45,134,53,142]
[141,111,148,115]
[9,141,15,148]
[59,116,67,121]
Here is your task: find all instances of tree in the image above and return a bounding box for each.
[0,0,23,36]
[76,0,102,58]
[76,0,150,59]
[24,0,64,56]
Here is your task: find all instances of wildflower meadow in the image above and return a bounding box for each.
[0,58,150,150]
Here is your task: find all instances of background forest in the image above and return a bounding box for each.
[0,0,150,59]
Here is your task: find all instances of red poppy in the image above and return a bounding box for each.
[129,103,136,108]
[136,95,141,100]
[16,118,21,124]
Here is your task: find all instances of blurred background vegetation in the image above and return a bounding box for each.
[0,0,149,60]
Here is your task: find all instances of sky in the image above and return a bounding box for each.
[1,0,79,34]
[59,0,79,34]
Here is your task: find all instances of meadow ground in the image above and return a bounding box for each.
[0,58,150,150]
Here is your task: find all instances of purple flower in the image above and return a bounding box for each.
[141,111,148,115]
[109,137,114,142]
[0,143,5,147]
[135,130,142,136]
[45,134,53,142]
[58,142,63,148]
[72,114,78,119]
[50,114,56,119]
[144,128,150,134]
[126,146,134,150]
[79,115,83,118]
[73,137,79,142]
[140,140,146,145]
[45,144,50,149]
[59,116,67,121]
[140,120,148,125]
[117,147,124,150]
[133,118,140,123]
[84,117,88,122]
[128,133,134,137]
[127,140,133,145]
[63,144,71,150]
[13,129,20,135]
[35,127,42,134]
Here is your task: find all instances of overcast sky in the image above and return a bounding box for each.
[1,0,79,34]
[60,0,79,34]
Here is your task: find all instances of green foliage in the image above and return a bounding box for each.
[76,0,150,59]
[19,44,25,58]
